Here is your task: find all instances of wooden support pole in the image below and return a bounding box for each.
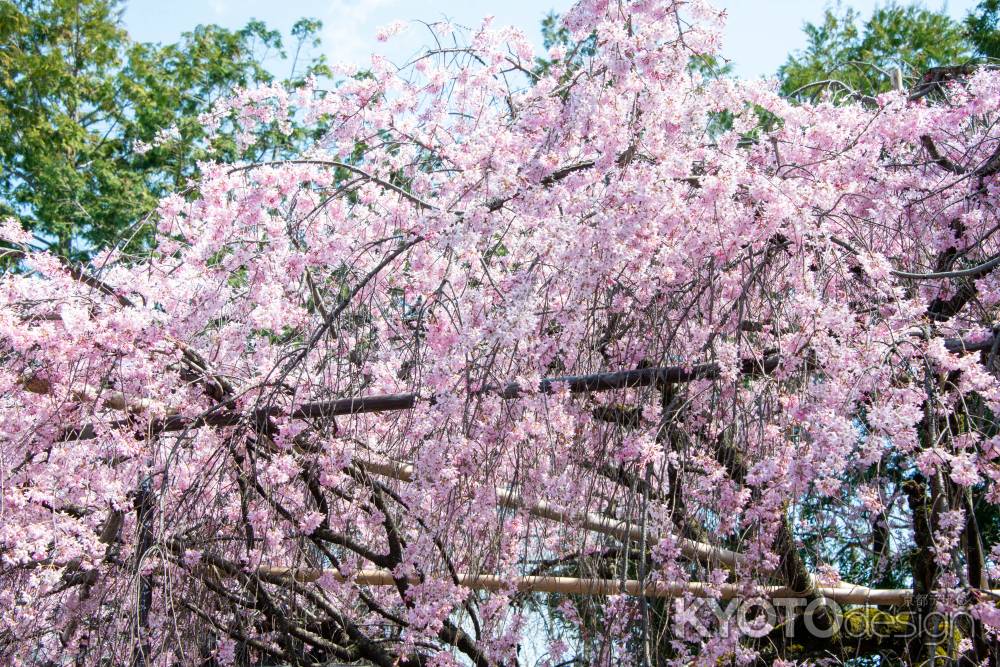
[57,332,996,442]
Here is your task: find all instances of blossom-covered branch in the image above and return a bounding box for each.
[4,0,1000,665]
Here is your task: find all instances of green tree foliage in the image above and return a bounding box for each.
[779,2,973,100]
[0,0,329,259]
[966,0,1000,60]
[534,11,597,78]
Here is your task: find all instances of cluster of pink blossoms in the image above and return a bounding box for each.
[3,0,1000,664]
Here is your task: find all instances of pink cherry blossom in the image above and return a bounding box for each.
[2,0,1000,664]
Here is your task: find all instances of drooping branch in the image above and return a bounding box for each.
[831,234,1000,281]
[920,135,967,175]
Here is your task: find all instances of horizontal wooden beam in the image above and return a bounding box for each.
[57,355,778,441]
[56,332,995,443]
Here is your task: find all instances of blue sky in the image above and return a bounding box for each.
[123,0,982,79]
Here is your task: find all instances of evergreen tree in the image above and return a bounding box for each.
[0,0,328,259]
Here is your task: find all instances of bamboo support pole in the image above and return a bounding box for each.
[255,567,972,605]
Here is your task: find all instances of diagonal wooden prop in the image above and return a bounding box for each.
[355,456,743,568]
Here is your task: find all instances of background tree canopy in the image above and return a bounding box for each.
[778,2,975,98]
[0,0,329,260]
[967,0,1000,60]
[4,0,1000,260]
